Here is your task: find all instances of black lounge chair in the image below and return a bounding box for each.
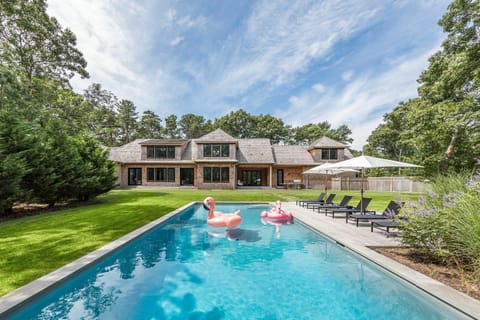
[347,200,405,227]
[306,193,336,209]
[296,192,326,207]
[324,198,372,218]
[371,219,403,236]
[316,195,353,214]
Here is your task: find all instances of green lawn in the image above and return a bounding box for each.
[0,189,420,297]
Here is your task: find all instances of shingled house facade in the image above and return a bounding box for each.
[108,129,353,189]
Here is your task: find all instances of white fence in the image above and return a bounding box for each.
[331,177,428,193]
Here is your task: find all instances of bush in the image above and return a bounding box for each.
[400,172,480,280]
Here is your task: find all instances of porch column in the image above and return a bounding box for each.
[269,166,272,188]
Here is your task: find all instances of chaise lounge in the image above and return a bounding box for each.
[324,198,372,219]
[347,200,405,227]
[296,192,326,207]
[306,193,336,210]
[316,195,352,214]
[371,219,403,236]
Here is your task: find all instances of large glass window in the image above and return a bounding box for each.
[146,168,175,182]
[203,144,230,157]
[203,167,229,183]
[321,148,338,160]
[146,146,176,159]
[128,168,142,185]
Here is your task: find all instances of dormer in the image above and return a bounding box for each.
[308,136,347,162]
[193,129,238,161]
[139,139,189,161]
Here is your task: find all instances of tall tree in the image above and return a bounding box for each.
[163,114,180,138]
[213,108,255,138]
[251,114,288,144]
[293,122,331,145]
[83,83,119,146]
[0,0,89,86]
[0,109,31,214]
[416,0,480,174]
[178,113,209,139]
[329,124,353,145]
[365,101,417,161]
[117,99,138,144]
[136,110,162,139]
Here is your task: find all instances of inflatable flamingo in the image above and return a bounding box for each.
[261,200,293,224]
[203,196,242,229]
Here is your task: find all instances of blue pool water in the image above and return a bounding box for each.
[7,203,467,319]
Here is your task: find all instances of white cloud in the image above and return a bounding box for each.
[342,70,354,82]
[282,47,440,150]
[45,0,448,136]
[312,83,326,93]
[207,1,380,99]
[47,0,195,111]
[170,36,184,47]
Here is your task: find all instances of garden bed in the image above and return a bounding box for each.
[373,246,480,301]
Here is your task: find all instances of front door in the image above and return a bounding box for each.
[128,168,142,185]
[277,169,284,186]
[180,168,194,185]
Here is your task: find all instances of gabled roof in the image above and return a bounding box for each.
[237,139,275,164]
[272,145,316,165]
[108,139,148,163]
[309,136,347,149]
[194,128,237,143]
[108,139,193,163]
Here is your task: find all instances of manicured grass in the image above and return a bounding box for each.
[0,189,420,297]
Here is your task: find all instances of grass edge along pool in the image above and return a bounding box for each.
[0,203,472,319]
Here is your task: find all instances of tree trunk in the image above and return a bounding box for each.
[440,129,462,175]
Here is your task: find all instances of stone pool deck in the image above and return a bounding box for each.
[282,201,480,319]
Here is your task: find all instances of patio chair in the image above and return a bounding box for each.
[296,192,326,207]
[306,193,336,209]
[347,200,405,227]
[371,219,403,237]
[324,198,372,219]
[316,195,353,214]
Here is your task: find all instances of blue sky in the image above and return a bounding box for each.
[47,0,450,150]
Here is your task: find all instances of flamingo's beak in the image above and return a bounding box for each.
[203,197,212,210]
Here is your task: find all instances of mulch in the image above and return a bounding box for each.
[372,246,480,301]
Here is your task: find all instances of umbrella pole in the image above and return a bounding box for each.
[325,173,327,193]
[361,169,364,213]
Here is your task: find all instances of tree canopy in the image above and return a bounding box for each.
[365,0,479,176]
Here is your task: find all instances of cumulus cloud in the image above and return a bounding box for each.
[281,47,440,150]
[46,0,448,145]
[209,1,379,98]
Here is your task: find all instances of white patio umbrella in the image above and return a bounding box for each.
[321,155,422,211]
[303,163,358,191]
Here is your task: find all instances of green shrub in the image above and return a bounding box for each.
[400,172,480,280]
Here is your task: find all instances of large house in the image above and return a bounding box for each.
[108,129,353,189]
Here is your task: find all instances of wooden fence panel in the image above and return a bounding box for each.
[332,177,428,192]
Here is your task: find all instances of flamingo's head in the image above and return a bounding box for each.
[203,196,215,211]
[275,200,282,209]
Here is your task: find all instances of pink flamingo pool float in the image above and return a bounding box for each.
[261,200,293,224]
[203,196,242,229]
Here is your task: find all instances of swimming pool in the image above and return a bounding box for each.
[3,202,470,319]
